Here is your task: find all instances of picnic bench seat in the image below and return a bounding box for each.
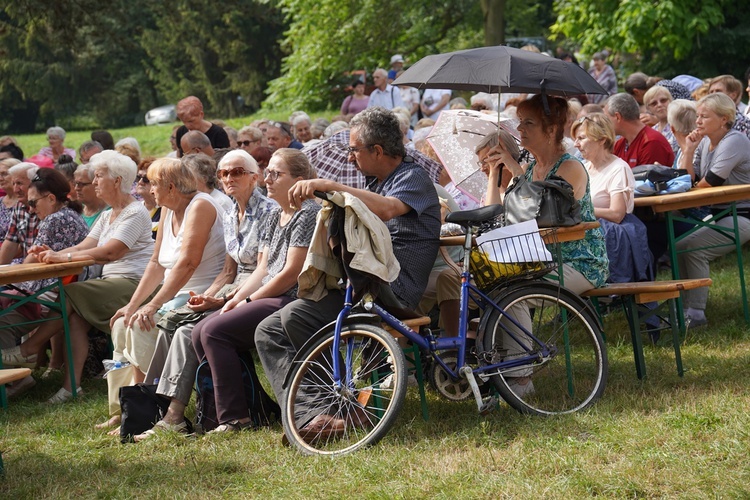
[382,316,432,421]
[582,278,712,380]
[0,367,33,475]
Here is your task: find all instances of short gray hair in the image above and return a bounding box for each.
[349,107,405,158]
[182,130,211,151]
[218,149,259,173]
[47,126,66,140]
[79,140,103,156]
[89,150,137,193]
[182,153,218,189]
[9,162,39,180]
[75,163,97,182]
[667,99,697,135]
[606,93,641,121]
[373,68,387,79]
[114,137,141,156]
[291,113,311,127]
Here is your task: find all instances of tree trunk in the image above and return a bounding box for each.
[481,0,505,46]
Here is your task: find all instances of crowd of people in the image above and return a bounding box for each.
[1,50,749,441]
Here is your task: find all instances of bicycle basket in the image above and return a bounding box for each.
[470,228,558,291]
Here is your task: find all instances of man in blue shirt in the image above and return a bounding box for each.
[256,107,440,438]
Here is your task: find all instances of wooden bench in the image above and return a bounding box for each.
[0,367,33,475]
[382,316,432,421]
[582,278,712,379]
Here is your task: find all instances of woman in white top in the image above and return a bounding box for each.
[102,157,225,431]
[571,113,652,283]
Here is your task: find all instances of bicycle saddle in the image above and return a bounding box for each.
[445,204,503,226]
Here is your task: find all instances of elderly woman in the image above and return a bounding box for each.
[0,158,20,240]
[667,99,698,168]
[676,93,750,327]
[190,149,319,433]
[100,157,225,431]
[136,158,161,239]
[37,126,76,163]
[74,163,109,227]
[133,150,277,440]
[480,95,609,395]
[571,113,651,283]
[0,169,89,398]
[643,85,677,155]
[237,126,265,153]
[2,151,155,402]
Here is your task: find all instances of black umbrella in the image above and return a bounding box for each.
[392,45,607,96]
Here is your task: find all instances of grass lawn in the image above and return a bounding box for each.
[12,110,335,161]
[2,235,750,497]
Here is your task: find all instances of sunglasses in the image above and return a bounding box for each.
[27,195,47,209]
[135,174,149,184]
[218,167,251,179]
[238,140,259,148]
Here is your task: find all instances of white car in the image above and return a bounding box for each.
[145,104,177,125]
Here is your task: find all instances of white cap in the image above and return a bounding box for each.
[390,54,404,65]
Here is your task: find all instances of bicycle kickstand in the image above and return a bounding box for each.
[459,366,498,416]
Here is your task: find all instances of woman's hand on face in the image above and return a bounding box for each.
[685,130,703,151]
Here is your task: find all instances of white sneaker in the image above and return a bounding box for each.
[47,386,84,404]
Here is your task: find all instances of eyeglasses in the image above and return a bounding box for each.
[264,169,288,181]
[135,175,149,184]
[218,167,251,179]
[337,144,374,155]
[647,97,671,108]
[237,140,259,148]
[74,181,93,188]
[27,196,46,209]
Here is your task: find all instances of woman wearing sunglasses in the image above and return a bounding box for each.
[133,149,277,440]
[135,158,161,239]
[0,168,89,398]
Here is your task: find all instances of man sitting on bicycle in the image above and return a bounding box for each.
[256,106,442,439]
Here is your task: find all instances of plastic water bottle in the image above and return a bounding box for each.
[102,359,130,379]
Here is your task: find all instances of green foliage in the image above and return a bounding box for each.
[551,0,737,73]
[0,0,284,132]
[264,0,482,111]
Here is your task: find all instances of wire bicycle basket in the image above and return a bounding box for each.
[470,227,559,291]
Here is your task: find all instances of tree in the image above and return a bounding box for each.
[550,0,742,75]
[264,0,481,111]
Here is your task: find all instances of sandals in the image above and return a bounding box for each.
[95,415,121,430]
[208,419,254,434]
[1,346,37,368]
[47,386,84,404]
[134,419,191,442]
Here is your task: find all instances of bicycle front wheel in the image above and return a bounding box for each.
[283,324,407,456]
[481,282,607,416]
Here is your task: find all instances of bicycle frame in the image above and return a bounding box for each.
[329,229,556,389]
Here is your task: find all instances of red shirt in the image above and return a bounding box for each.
[613,126,675,168]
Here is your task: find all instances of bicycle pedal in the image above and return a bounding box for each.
[479,396,499,415]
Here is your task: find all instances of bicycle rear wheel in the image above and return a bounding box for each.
[282,324,407,456]
[481,282,607,416]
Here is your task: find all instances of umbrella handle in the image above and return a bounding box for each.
[314,190,332,201]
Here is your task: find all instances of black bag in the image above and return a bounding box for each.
[194,351,280,434]
[632,164,688,192]
[503,174,582,227]
[119,384,170,443]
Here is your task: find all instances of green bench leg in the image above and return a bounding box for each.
[621,297,647,379]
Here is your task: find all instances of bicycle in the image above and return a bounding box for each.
[282,196,608,456]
